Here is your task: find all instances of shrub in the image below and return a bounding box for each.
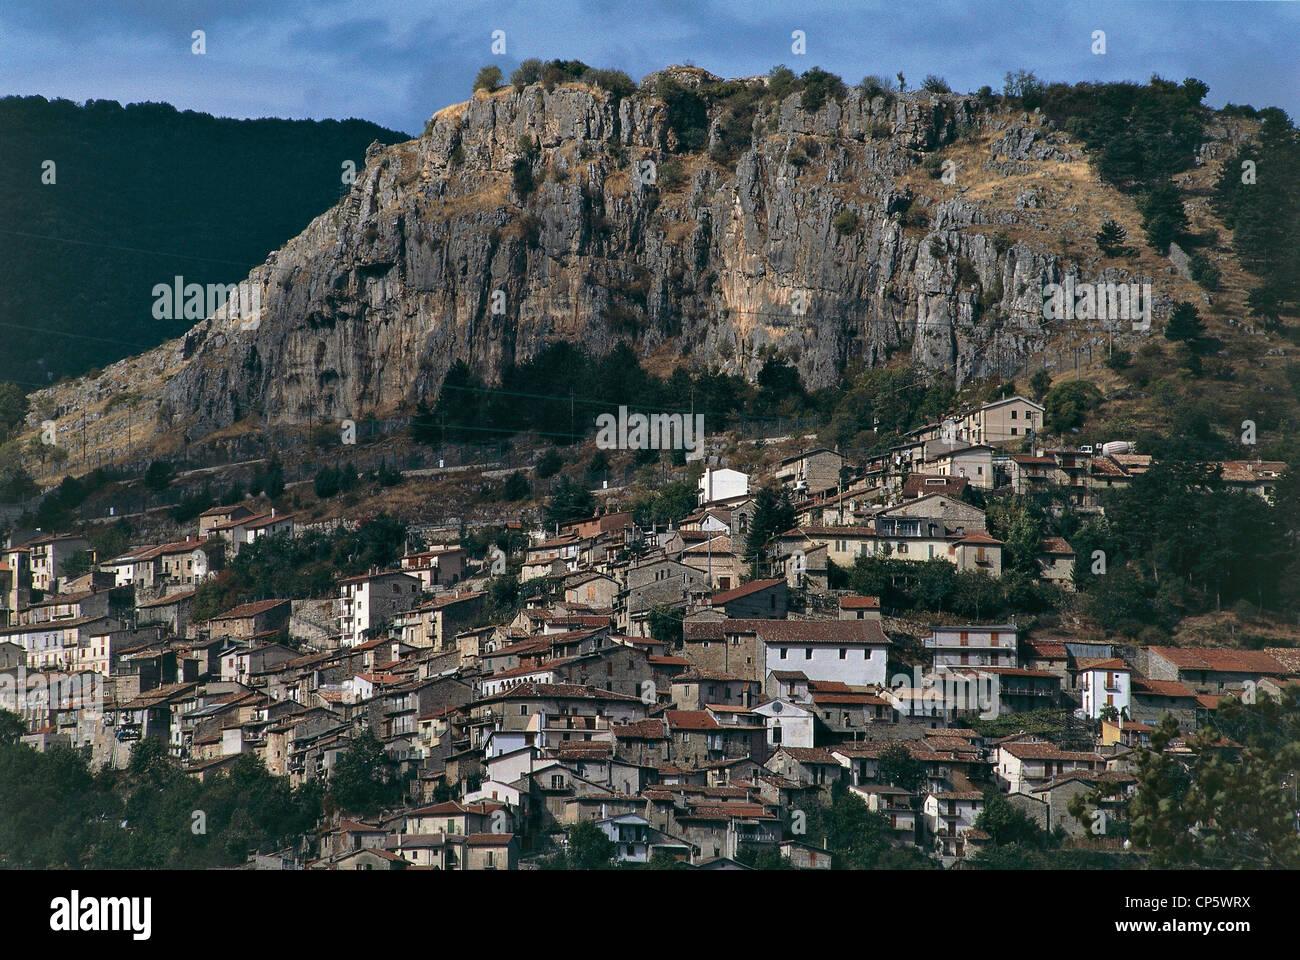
[582,68,636,99]
[1002,69,1044,107]
[832,209,860,236]
[536,448,563,479]
[1189,253,1220,290]
[473,65,503,94]
[858,75,893,98]
[657,160,687,191]
[921,74,951,94]
[655,76,709,153]
[992,230,1012,255]
[766,65,802,101]
[511,59,543,89]
[799,67,846,113]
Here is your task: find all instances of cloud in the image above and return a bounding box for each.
[0,0,1296,134]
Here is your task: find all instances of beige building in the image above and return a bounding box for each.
[956,396,1044,447]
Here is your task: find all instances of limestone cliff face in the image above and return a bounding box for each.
[43,67,1206,446]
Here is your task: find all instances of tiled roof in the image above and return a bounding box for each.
[999,742,1104,762]
[1038,537,1075,556]
[1075,657,1127,671]
[1146,646,1292,675]
[665,710,721,731]
[775,747,839,765]
[211,597,290,620]
[684,618,888,646]
[614,719,668,740]
[710,579,784,605]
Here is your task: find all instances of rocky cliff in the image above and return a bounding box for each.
[30,66,1250,458]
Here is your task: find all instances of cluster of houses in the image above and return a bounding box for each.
[0,393,1289,869]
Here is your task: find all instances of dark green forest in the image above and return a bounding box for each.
[0,96,410,385]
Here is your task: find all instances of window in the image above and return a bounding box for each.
[805,649,813,660]
[779,648,788,660]
[1010,410,1018,420]
[839,648,847,660]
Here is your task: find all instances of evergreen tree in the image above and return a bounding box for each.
[1095,218,1128,257]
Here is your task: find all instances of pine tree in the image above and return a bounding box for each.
[1095,218,1128,257]
[1164,301,1205,344]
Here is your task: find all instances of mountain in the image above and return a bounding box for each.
[0,95,412,385]
[15,66,1296,469]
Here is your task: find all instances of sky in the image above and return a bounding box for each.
[0,0,1296,136]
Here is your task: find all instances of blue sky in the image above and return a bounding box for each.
[1,0,1296,136]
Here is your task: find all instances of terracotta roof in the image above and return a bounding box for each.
[1022,639,1068,660]
[1146,646,1292,676]
[901,474,969,499]
[775,747,839,765]
[674,668,748,683]
[1075,657,1127,671]
[685,618,888,646]
[614,719,668,740]
[810,692,884,705]
[211,597,290,621]
[838,595,881,609]
[1038,537,1075,556]
[999,742,1104,762]
[199,503,251,517]
[710,579,785,605]
[137,590,197,608]
[665,710,721,731]
[476,682,641,705]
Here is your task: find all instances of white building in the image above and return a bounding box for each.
[697,468,749,505]
[336,570,422,647]
[761,620,890,688]
[752,698,816,749]
[927,623,1018,671]
[1079,657,1131,719]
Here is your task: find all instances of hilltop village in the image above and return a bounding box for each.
[0,391,1290,869]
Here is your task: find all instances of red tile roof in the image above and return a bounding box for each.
[211,597,290,621]
[710,579,785,605]
[1146,646,1292,676]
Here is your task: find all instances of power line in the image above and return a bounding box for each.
[0,227,258,267]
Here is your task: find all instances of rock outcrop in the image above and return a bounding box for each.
[34,68,1227,451]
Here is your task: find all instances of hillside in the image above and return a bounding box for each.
[0,96,412,385]
[9,65,1299,482]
